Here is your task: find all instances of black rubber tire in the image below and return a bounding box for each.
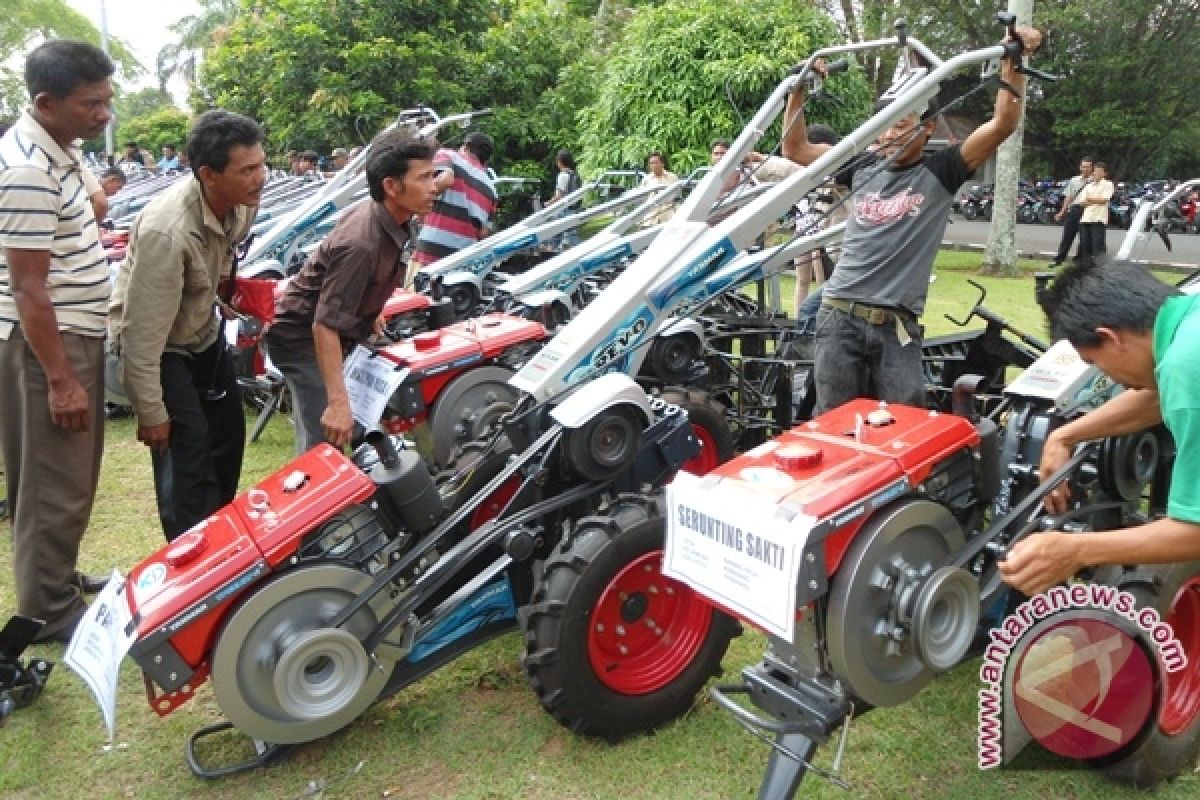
[962,204,980,221]
[520,493,739,737]
[658,387,737,470]
[1101,561,1200,787]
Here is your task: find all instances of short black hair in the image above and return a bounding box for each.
[365,131,437,202]
[163,143,177,150]
[298,149,319,162]
[186,110,264,178]
[124,141,139,149]
[100,166,126,183]
[24,40,114,101]
[647,151,669,168]
[710,138,731,151]
[807,124,840,146]
[462,132,494,165]
[1038,257,1180,347]
[556,149,576,169]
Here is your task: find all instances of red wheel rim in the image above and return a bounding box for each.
[469,476,521,530]
[1161,576,1200,735]
[586,550,713,695]
[680,423,720,476]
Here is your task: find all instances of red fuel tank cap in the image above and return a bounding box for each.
[775,443,823,471]
[165,530,209,568]
[414,331,441,351]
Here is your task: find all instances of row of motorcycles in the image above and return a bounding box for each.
[956,178,1199,232]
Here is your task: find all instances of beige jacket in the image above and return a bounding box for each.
[109,178,255,426]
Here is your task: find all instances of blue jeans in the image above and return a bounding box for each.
[812,304,926,414]
[796,286,824,333]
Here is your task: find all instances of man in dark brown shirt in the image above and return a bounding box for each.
[267,131,438,453]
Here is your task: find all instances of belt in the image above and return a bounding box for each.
[822,297,910,326]
[822,297,916,346]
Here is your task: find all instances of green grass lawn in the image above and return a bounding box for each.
[2,251,1197,799]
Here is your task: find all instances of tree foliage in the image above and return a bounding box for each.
[576,0,873,176]
[201,0,491,155]
[464,0,596,177]
[116,107,192,158]
[1,0,139,120]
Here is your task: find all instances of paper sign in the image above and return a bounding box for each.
[64,570,136,742]
[664,471,811,641]
[343,345,405,428]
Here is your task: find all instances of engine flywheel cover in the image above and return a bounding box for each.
[825,499,964,708]
[210,563,395,744]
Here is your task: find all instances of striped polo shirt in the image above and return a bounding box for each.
[411,147,497,265]
[0,111,109,339]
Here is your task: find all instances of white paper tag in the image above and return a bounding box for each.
[342,345,405,428]
[64,569,136,742]
[663,471,811,641]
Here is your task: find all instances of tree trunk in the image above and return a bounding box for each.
[980,0,1033,277]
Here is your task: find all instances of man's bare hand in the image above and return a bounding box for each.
[48,376,90,432]
[1038,431,1073,514]
[137,421,172,453]
[998,531,1083,596]
[1008,26,1044,58]
[373,313,386,337]
[321,401,354,448]
[1055,209,1066,222]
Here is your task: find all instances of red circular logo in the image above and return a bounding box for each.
[1012,617,1157,760]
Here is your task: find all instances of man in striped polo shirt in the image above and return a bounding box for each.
[0,40,115,644]
[409,132,498,277]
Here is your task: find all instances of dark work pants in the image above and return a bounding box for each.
[1054,205,1085,263]
[1078,222,1107,258]
[152,340,245,541]
[812,305,926,415]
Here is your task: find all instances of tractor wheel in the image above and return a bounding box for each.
[520,493,739,737]
[1101,561,1200,787]
[658,387,736,476]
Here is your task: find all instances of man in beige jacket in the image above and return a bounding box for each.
[109,110,266,541]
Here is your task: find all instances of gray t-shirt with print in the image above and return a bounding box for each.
[823,146,972,316]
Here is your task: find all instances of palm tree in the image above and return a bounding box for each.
[155,0,240,94]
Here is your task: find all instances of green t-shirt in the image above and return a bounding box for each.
[1153,294,1200,523]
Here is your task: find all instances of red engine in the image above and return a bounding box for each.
[377,312,549,465]
[701,398,980,582]
[125,445,375,715]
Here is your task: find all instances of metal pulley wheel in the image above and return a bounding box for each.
[825,499,967,708]
[427,366,519,467]
[210,563,396,745]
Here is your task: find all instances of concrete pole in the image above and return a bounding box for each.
[981,0,1033,276]
[99,0,114,158]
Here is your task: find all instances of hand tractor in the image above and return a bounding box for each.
[109,13,1091,784]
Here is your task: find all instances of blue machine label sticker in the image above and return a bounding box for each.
[495,233,538,255]
[135,563,167,593]
[647,237,737,311]
[581,242,633,270]
[407,576,517,662]
[567,308,654,383]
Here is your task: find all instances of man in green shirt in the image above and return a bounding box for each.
[1000,259,1200,595]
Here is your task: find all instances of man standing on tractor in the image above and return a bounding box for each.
[1000,259,1200,595]
[782,25,1044,414]
[109,111,267,542]
[267,132,439,454]
[408,132,497,282]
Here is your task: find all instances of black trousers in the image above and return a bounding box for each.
[1054,205,1084,262]
[152,339,245,541]
[1078,221,1107,258]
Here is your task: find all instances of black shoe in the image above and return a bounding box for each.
[74,572,110,595]
[1049,260,1063,268]
[0,498,6,520]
